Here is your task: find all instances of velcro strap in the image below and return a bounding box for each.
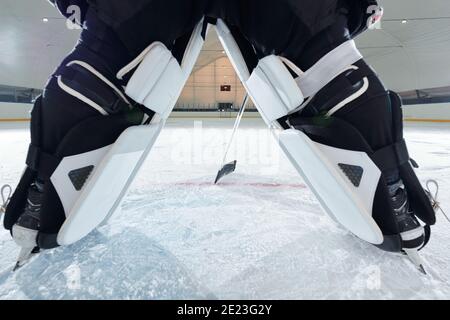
[296,40,363,98]
[345,68,369,84]
[26,144,61,179]
[371,139,410,172]
[60,66,129,114]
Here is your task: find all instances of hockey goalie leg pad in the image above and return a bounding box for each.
[118,19,205,120]
[6,20,206,249]
[282,91,435,252]
[4,94,145,249]
[56,122,163,246]
[215,19,304,125]
[279,128,384,244]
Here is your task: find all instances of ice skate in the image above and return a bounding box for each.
[11,182,44,270]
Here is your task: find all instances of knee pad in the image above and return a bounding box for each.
[216,19,304,125]
[117,18,205,120]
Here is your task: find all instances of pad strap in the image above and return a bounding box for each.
[371,139,410,173]
[26,144,61,179]
[295,40,363,98]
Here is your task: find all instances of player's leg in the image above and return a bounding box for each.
[4,3,206,268]
[214,0,436,265]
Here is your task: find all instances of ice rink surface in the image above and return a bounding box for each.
[0,118,450,300]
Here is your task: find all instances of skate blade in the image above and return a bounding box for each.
[13,247,38,272]
[404,249,427,275]
[214,161,237,184]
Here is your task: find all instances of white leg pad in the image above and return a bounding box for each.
[56,123,163,246]
[246,55,304,123]
[278,129,384,244]
[123,42,186,119]
[53,21,206,246]
[120,19,206,120]
[215,19,304,125]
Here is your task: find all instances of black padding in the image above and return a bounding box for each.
[371,173,400,236]
[388,91,404,141]
[172,26,196,65]
[3,168,36,230]
[25,144,40,170]
[420,225,431,251]
[376,234,403,253]
[388,91,436,226]
[410,158,419,169]
[229,26,259,73]
[290,116,372,154]
[401,164,436,226]
[39,182,66,238]
[26,144,61,180]
[37,232,59,250]
[371,140,410,173]
[4,96,44,230]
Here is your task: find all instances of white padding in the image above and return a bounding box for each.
[279,129,383,245]
[57,123,163,246]
[215,19,251,82]
[124,42,185,119]
[51,146,111,216]
[216,19,303,124]
[246,56,304,123]
[181,18,206,73]
[122,20,205,120]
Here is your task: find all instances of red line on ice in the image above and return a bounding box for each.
[173,182,307,189]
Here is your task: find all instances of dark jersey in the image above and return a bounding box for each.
[50,0,380,58]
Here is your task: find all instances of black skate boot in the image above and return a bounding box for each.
[11,181,44,271]
[389,181,427,274]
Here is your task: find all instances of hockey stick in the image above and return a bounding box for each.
[214,94,249,184]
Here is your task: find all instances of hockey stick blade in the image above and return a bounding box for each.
[215,160,237,184]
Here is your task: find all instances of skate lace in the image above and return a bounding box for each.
[426,180,450,223]
[0,184,12,218]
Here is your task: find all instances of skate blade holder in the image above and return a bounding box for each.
[54,124,163,246]
[278,129,384,244]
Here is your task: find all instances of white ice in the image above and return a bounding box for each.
[0,118,450,300]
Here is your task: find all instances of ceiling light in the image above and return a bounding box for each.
[42,18,49,23]
[401,20,408,24]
